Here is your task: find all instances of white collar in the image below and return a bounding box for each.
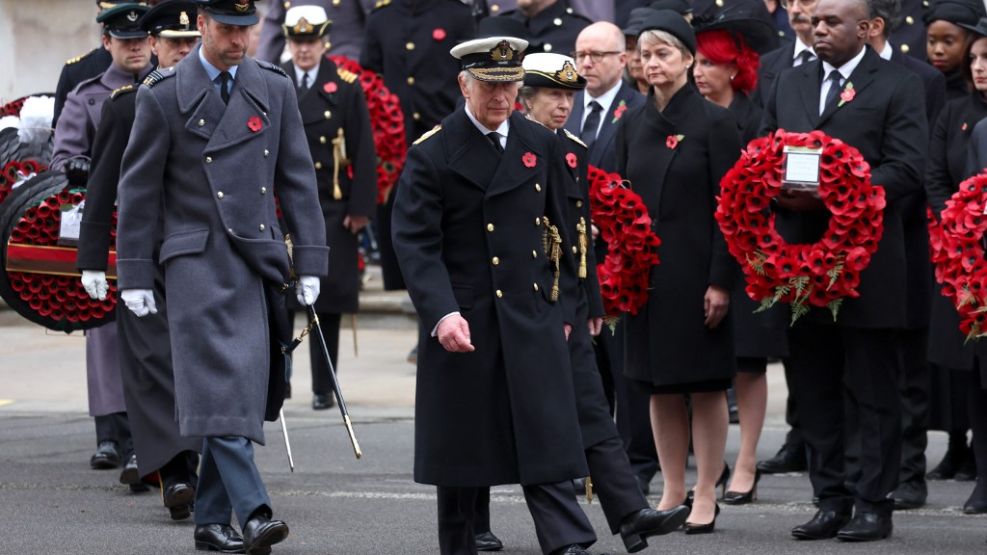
[584,79,622,114]
[878,41,893,61]
[792,37,816,60]
[821,46,867,82]
[294,62,319,85]
[464,102,510,139]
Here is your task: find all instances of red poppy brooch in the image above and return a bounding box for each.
[522,152,537,168]
[838,82,855,107]
[565,152,578,168]
[323,82,338,94]
[247,116,262,132]
[665,134,684,150]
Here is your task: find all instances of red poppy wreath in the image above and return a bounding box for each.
[329,55,408,204]
[929,171,987,340]
[588,165,661,321]
[715,129,885,324]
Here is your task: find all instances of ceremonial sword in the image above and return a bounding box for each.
[307,305,363,459]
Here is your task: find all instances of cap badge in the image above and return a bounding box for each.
[126,10,139,22]
[179,11,190,28]
[490,40,515,62]
[556,61,578,84]
[234,0,250,13]
[293,16,313,34]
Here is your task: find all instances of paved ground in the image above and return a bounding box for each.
[1,299,985,554]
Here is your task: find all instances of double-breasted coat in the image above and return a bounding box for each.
[116,51,329,444]
[392,109,587,486]
[282,57,377,314]
[616,85,740,389]
[257,0,376,63]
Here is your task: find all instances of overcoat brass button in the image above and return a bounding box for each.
[413,112,421,120]
[532,250,537,258]
[315,161,323,169]
[205,156,212,163]
[406,42,415,50]
[198,119,205,126]
[533,283,539,291]
[217,191,224,199]
[263,149,270,157]
[324,110,332,119]
[407,76,416,85]
[576,200,583,208]
[900,44,910,54]
[495,289,503,298]
[535,183,541,192]
[906,15,914,24]
[487,223,495,232]
[319,136,327,144]
[492,256,500,265]
[535,217,541,225]
[572,245,578,254]
[553,17,562,25]
[259,224,266,231]
[260,187,267,194]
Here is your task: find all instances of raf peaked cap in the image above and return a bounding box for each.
[197,0,259,26]
[283,5,331,39]
[638,9,697,55]
[522,53,585,90]
[451,36,529,82]
[97,3,150,39]
[140,1,200,37]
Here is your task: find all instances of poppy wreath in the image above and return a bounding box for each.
[328,55,408,204]
[1,159,46,204]
[929,171,987,340]
[0,96,28,118]
[587,164,661,319]
[715,129,885,324]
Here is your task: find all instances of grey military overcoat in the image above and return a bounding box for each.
[116,50,329,444]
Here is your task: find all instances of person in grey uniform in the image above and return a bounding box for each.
[255,0,376,63]
[50,2,154,485]
[115,0,328,553]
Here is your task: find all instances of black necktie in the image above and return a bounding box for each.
[822,69,843,114]
[219,71,232,104]
[487,131,503,154]
[300,72,310,92]
[580,101,602,146]
[796,50,815,67]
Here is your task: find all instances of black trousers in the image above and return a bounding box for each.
[897,328,930,485]
[787,324,902,515]
[439,483,596,555]
[307,312,341,395]
[95,412,132,455]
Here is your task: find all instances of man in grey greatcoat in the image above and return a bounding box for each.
[115,1,328,553]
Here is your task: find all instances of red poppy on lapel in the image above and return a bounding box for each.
[432,27,446,41]
[247,116,262,132]
[323,82,338,94]
[665,134,684,150]
[963,122,969,132]
[522,152,537,168]
[565,152,577,168]
[611,99,627,124]
[838,82,855,107]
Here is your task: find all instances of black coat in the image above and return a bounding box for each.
[760,47,929,329]
[926,93,987,369]
[753,42,796,108]
[727,93,788,358]
[889,0,928,61]
[616,85,740,387]
[563,82,646,172]
[391,110,587,486]
[282,59,377,314]
[52,47,111,129]
[503,0,591,55]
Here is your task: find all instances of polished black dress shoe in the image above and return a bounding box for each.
[312,393,335,410]
[475,531,503,551]
[723,468,761,505]
[242,514,289,555]
[619,505,689,552]
[90,440,121,470]
[119,453,140,485]
[791,508,851,540]
[927,441,970,480]
[757,442,806,474]
[163,481,196,521]
[963,481,987,514]
[552,546,609,555]
[892,479,927,510]
[955,454,978,482]
[684,503,719,535]
[836,512,892,542]
[195,524,245,553]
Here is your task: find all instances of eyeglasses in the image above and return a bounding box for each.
[572,50,622,63]
[780,0,817,9]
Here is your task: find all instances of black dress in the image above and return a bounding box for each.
[616,84,740,394]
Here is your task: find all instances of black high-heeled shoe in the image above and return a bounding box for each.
[685,462,732,504]
[684,503,720,535]
[723,468,762,505]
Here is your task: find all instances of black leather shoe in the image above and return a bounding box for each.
[955,454,977,482]
[242,514,289,555]
[723,469,761,505]
[119,453,140,485]
[927,441,970,480]
[836,512,893,542]
[90,440,121,470]
[164,481,196,520]
[791,508,851,540]
[312,394,334,410]
[195,524,245,553]
[892,479,927,510]
[475,531,503,551]
[757,442,806,474]
[552,546,609,555]
[964,481,987,514]
[619,505,689,552]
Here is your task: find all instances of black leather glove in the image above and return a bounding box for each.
[64,157,90,187]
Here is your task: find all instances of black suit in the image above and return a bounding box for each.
[761,46,928,515]
[564,82,645,171]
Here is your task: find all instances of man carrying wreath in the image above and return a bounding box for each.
[759,0,927,542]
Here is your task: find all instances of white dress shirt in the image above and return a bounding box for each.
[819,46,867,115]
[792,37,817,66]
[294,63,319,89]
[580,79,622,138]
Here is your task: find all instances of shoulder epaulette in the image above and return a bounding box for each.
[111,84,135,99]
[142,69,175,87]
[563,128,587,149]
[65,50,94,65]
[413,125,442,146]
[373,0,391,10]
[336,67,358,84]
[257,59,289,78]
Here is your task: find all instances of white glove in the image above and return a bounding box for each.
[80,270,109,301]
[296,275,320,306]
[121,289,157,317]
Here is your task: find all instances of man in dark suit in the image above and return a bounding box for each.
[391,34,604,555]
[866,0,946,511]
[280,5,378,411]
[754,0,818,107]
[564,20,653,494]
[116,1,329,553]
[760,0,928,541]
